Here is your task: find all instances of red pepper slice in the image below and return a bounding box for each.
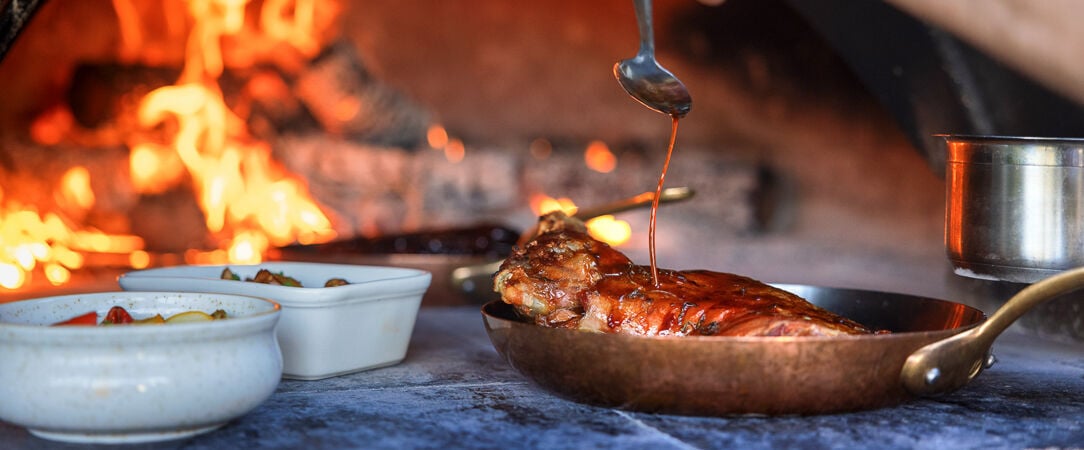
[103,306,133,325]
[53,311,99,326]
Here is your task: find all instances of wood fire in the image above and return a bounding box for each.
[2,0,344,289]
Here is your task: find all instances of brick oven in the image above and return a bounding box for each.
[5,2,1084,448]
[0,0,963,305]
[4,0,1076,336]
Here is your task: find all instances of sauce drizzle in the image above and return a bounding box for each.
[648,116,679,287]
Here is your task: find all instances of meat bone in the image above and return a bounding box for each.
[449,187,694,292]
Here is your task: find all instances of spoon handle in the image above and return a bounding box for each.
[632,0,656,56]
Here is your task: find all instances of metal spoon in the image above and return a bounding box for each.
[613,0,692,117]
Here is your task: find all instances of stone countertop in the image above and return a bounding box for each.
[3,306,1084,450]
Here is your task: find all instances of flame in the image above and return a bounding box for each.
[529,193,632,247]
[57,167,95,211]
[130,250,151,269]
[530,193,578,217]
[129,0,337,265]
[129,142,186,194]
[585,215,632,247]
[112,0,144,63]
[0,182,144,290]
[4,0,341,290]
[261,0,321,57]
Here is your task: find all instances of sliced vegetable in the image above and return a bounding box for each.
[103,306,134,325]
[54,311,98,326]
[49,306,227,326]
[133,314,165,325]
[165,310,216,323]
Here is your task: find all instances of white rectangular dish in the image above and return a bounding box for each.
[118,262,431,380]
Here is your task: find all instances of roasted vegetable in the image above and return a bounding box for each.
[221,267,350,288]
[103,306,134,325]
[50,307,227,326]
[54,311,98,326]
[324,278,349,287]
[165,310,215,323]
[250,269,302,287]
[133,314,166,325]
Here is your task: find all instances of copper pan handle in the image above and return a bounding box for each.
[901,265,1084,396]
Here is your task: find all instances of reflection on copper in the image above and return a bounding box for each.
[941,302,983,329]
[946,143,966,254]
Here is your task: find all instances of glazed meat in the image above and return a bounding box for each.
[493,212,874,337]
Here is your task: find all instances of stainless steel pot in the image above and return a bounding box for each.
[942,135,1084,283]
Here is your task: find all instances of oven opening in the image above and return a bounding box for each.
[0,0,989,307]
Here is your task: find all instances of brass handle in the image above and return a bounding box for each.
[573,187,694,220]
[900,266,1084,396]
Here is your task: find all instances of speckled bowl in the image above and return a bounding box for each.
[0,291,282,444]
[118,262,431,380]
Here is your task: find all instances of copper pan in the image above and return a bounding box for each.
[481,267,1084,415]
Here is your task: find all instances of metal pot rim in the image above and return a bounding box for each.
[938,134,1084,166]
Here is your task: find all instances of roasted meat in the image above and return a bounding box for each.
[493,212,874,337]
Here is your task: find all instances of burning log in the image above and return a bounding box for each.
[294,41,432,149]
[63,40,431,150]
[126,190,213,254]
[66,64,179,129]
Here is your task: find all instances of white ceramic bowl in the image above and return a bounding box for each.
[0,291,282,444]
[119,262,431,380]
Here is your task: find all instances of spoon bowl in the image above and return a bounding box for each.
[614,0,692,117]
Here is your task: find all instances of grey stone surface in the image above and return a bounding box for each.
[3,307,1084,449]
